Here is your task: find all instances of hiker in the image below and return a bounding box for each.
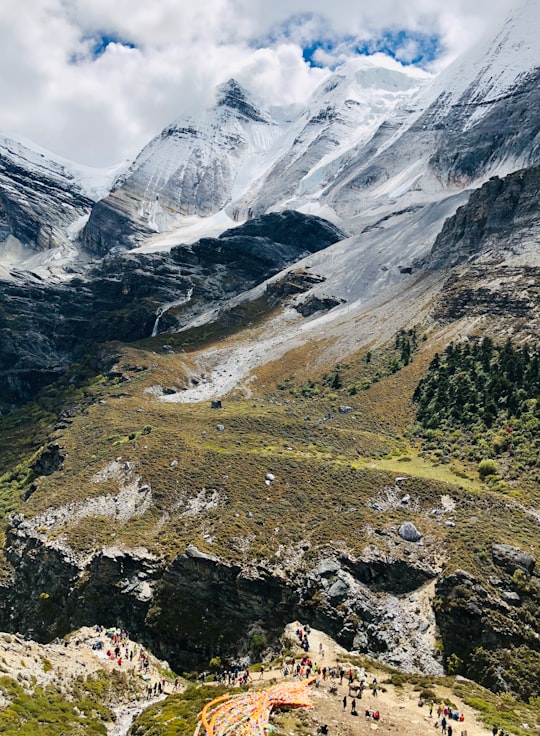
[343,696,347,711]
[373,711,380,721]
[448,725,453,736]
[351,698,357,716]
[441,716,447,734]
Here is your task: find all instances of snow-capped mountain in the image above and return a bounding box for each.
[82,60,429,255]
[325,0,540,220]
[81,0,539,258]
[0,133,126,278]
[0,0,537,379]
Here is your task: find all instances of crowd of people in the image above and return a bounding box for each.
[75,621,501,736]
[84,625,178,700]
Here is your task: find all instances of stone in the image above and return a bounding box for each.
[492,543,535,575]
[314,559,341,577]
[327,578,350,599]
[265,473,275,482]
[398,522,422,543]
[339,406,353,414]
[501,591,521,605]
[211,400,222,409]
[216,424,225,432]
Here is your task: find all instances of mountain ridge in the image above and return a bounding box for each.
[0,0,538,714]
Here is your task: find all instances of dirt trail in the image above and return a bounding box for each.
[0,626,171,735]
[262,624,490,736]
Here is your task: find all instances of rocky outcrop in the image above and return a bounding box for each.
[295,295,343,317]
[434,264,540,326]
[426,165,540,268]
[0,211,345,408]
[0,514,441,675]
[0,516,162,640]
[492,543,535,576]
[435,560,540,699]
[31,443,65,476]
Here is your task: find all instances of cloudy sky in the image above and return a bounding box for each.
[0,0,514,167]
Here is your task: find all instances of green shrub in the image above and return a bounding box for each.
[478,459,498,479]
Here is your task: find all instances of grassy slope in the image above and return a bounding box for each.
[0,318,534,574]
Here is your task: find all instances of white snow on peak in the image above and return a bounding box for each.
[414,0,540,115]
[0,131,127,201]
[333,53,432,87]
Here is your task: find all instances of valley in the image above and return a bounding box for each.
[0,1,538,733]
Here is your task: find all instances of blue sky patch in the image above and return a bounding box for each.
[86,33,136,60]
[356,30,441,65]
[300,29,441,69]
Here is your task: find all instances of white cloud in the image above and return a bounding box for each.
[0,0,515,166]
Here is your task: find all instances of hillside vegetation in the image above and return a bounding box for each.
[413,338,539,494]
[0,318,538,702]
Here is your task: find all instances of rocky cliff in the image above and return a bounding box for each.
[426,165,540,268]
[0,516,442,675]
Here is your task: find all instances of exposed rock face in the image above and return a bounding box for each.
[0,517,161,640]
[435,561,540,700]
[435,264,540,326]
[492,543,535,575]
[426,166,540,268]
[0,211,345,408]
[427,67,540,186]
[0,137,93,252]
[0,518,441,675]
[422,165,540,335]
[215,79,270,123]
[31,443,65,476]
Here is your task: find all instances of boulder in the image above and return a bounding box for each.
[398,522,422,543]
[501,590,521,605]
[492,543,535,575]
[314,559,341,577]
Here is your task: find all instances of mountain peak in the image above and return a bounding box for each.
[215,79,269,123]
